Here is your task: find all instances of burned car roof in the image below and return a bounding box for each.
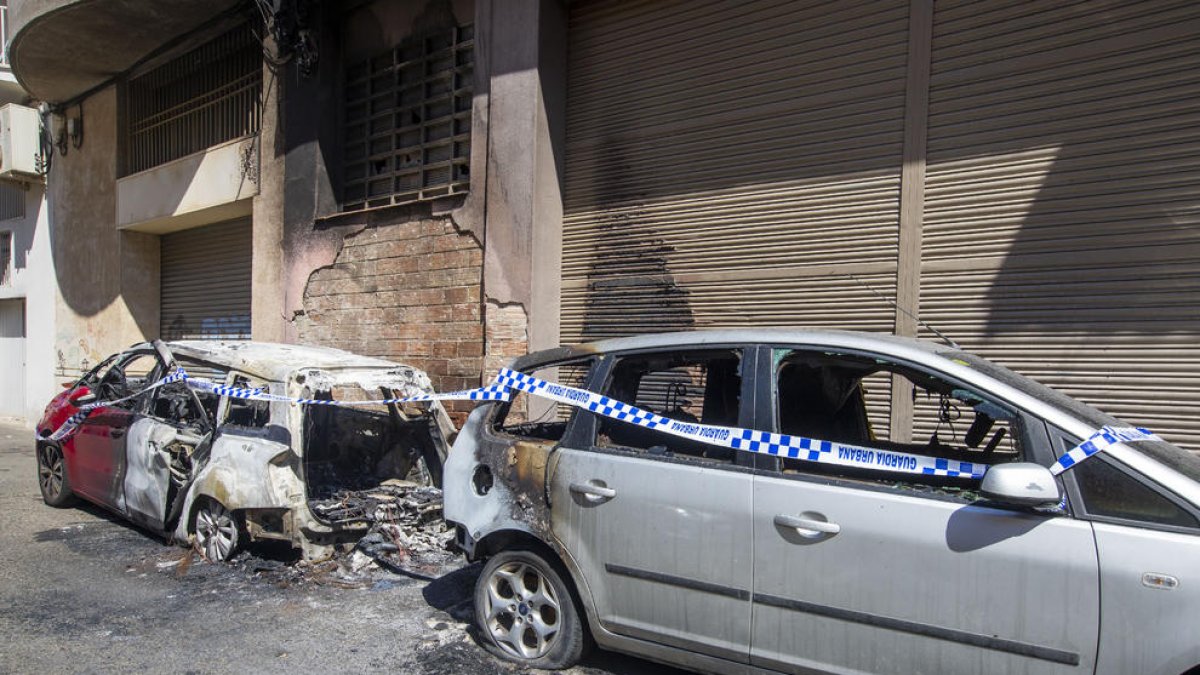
[166,340,405,381]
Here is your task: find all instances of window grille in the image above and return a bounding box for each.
[0,231,10,286]
[0,181,23,221]
[123,24,262,176]
[342,24,474,211]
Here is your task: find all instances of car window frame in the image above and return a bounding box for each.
[486,355,601,444]
[1053,426,1200,535]
[101,349,166,412]
[569,344,763,473]
[753,343,1061,505]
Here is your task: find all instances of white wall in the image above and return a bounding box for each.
[0,181,55,424]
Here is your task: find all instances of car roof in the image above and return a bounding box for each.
[515,329,950,369]
[164,340,404,381]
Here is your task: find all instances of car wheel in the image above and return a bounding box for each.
[36,444,76,507]
[193,498,239,562]
[475,548,586,669]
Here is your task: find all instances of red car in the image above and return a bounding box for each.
[35,340,453,561]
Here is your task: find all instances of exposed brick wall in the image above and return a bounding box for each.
[296,216,484,424]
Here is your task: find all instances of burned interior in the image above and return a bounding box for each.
[303,382,449,528]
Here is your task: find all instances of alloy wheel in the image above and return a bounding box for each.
[482,560,562,660]
[194,500,238,562]
[37,445,64,501]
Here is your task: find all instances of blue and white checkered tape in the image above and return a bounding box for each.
[1049,426,1160,475]
[497,368,987,479]
[41,368,508,441]
[42,368,190,441]
[41,361,1154,480]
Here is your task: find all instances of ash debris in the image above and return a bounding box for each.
[308,480,458,582]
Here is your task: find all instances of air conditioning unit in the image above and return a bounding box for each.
[0,104,44,181]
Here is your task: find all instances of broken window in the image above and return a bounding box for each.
[595,350,742,464]
[493,359,596,442]
[303,379,451,526]
[0,230,10,285]
[154,358,228,423]
[93,352,162,405]
[341,24,474,210]
[773,349,1024,495]
[223,374,270,428]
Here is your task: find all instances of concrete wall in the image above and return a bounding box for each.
[48,85,159,379]
[116,137,257,234]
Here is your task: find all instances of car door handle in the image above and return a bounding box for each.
[570,482,617,500]
[774,514,840,536]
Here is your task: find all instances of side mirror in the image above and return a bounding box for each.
[980,463,1061,507]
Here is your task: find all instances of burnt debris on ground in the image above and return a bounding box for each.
[310,479,459,580]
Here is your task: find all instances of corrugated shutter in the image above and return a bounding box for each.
[562,0,909,347]
[161,219,252,340]
[921,1,1200,449]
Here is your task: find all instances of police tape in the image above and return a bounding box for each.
[41,363,1154,481]
[1049,425,1160,475]
[40,369,511,442]
[495,368,988,479]
[42,369,190,442]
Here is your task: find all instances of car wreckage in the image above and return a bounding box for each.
[35,340,454,561]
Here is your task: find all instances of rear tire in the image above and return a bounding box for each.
[474,547,587,670]
[37,444,76,507]
[193,498,240,562]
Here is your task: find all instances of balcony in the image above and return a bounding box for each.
[7,0,242,103]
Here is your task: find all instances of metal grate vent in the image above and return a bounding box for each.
[341,24,474,211]
[0,180,22,221]
[0,230,10,286]
[123,24,263,176]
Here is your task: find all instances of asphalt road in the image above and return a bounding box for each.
[0,421,686,675]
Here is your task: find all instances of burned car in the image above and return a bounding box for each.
[444,329,1200,674]
[36,340,453,561]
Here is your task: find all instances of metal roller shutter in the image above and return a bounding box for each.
[921,0,1200,449]
[562,0,909,348]
[161,219,252,341]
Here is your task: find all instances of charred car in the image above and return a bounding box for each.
[444,330,1200,675]
[36,340,453,561]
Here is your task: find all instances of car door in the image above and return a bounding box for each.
[1057,433,1200,675]
[123,352,218,532]
[70,349,163,511]
[549,348,757,664]
[749,346,1099,674]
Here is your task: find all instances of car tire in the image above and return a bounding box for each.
[474,547,588,670]
[193,498,240,562]
[37,443,76,508]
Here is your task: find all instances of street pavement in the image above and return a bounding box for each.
[0,421,684,675]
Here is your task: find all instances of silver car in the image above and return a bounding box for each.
[444,330,1200,674]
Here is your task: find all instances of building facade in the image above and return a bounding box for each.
[7,0,1200,446]
[0,0,55,422]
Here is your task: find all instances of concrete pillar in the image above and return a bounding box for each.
[480,0,567,369]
